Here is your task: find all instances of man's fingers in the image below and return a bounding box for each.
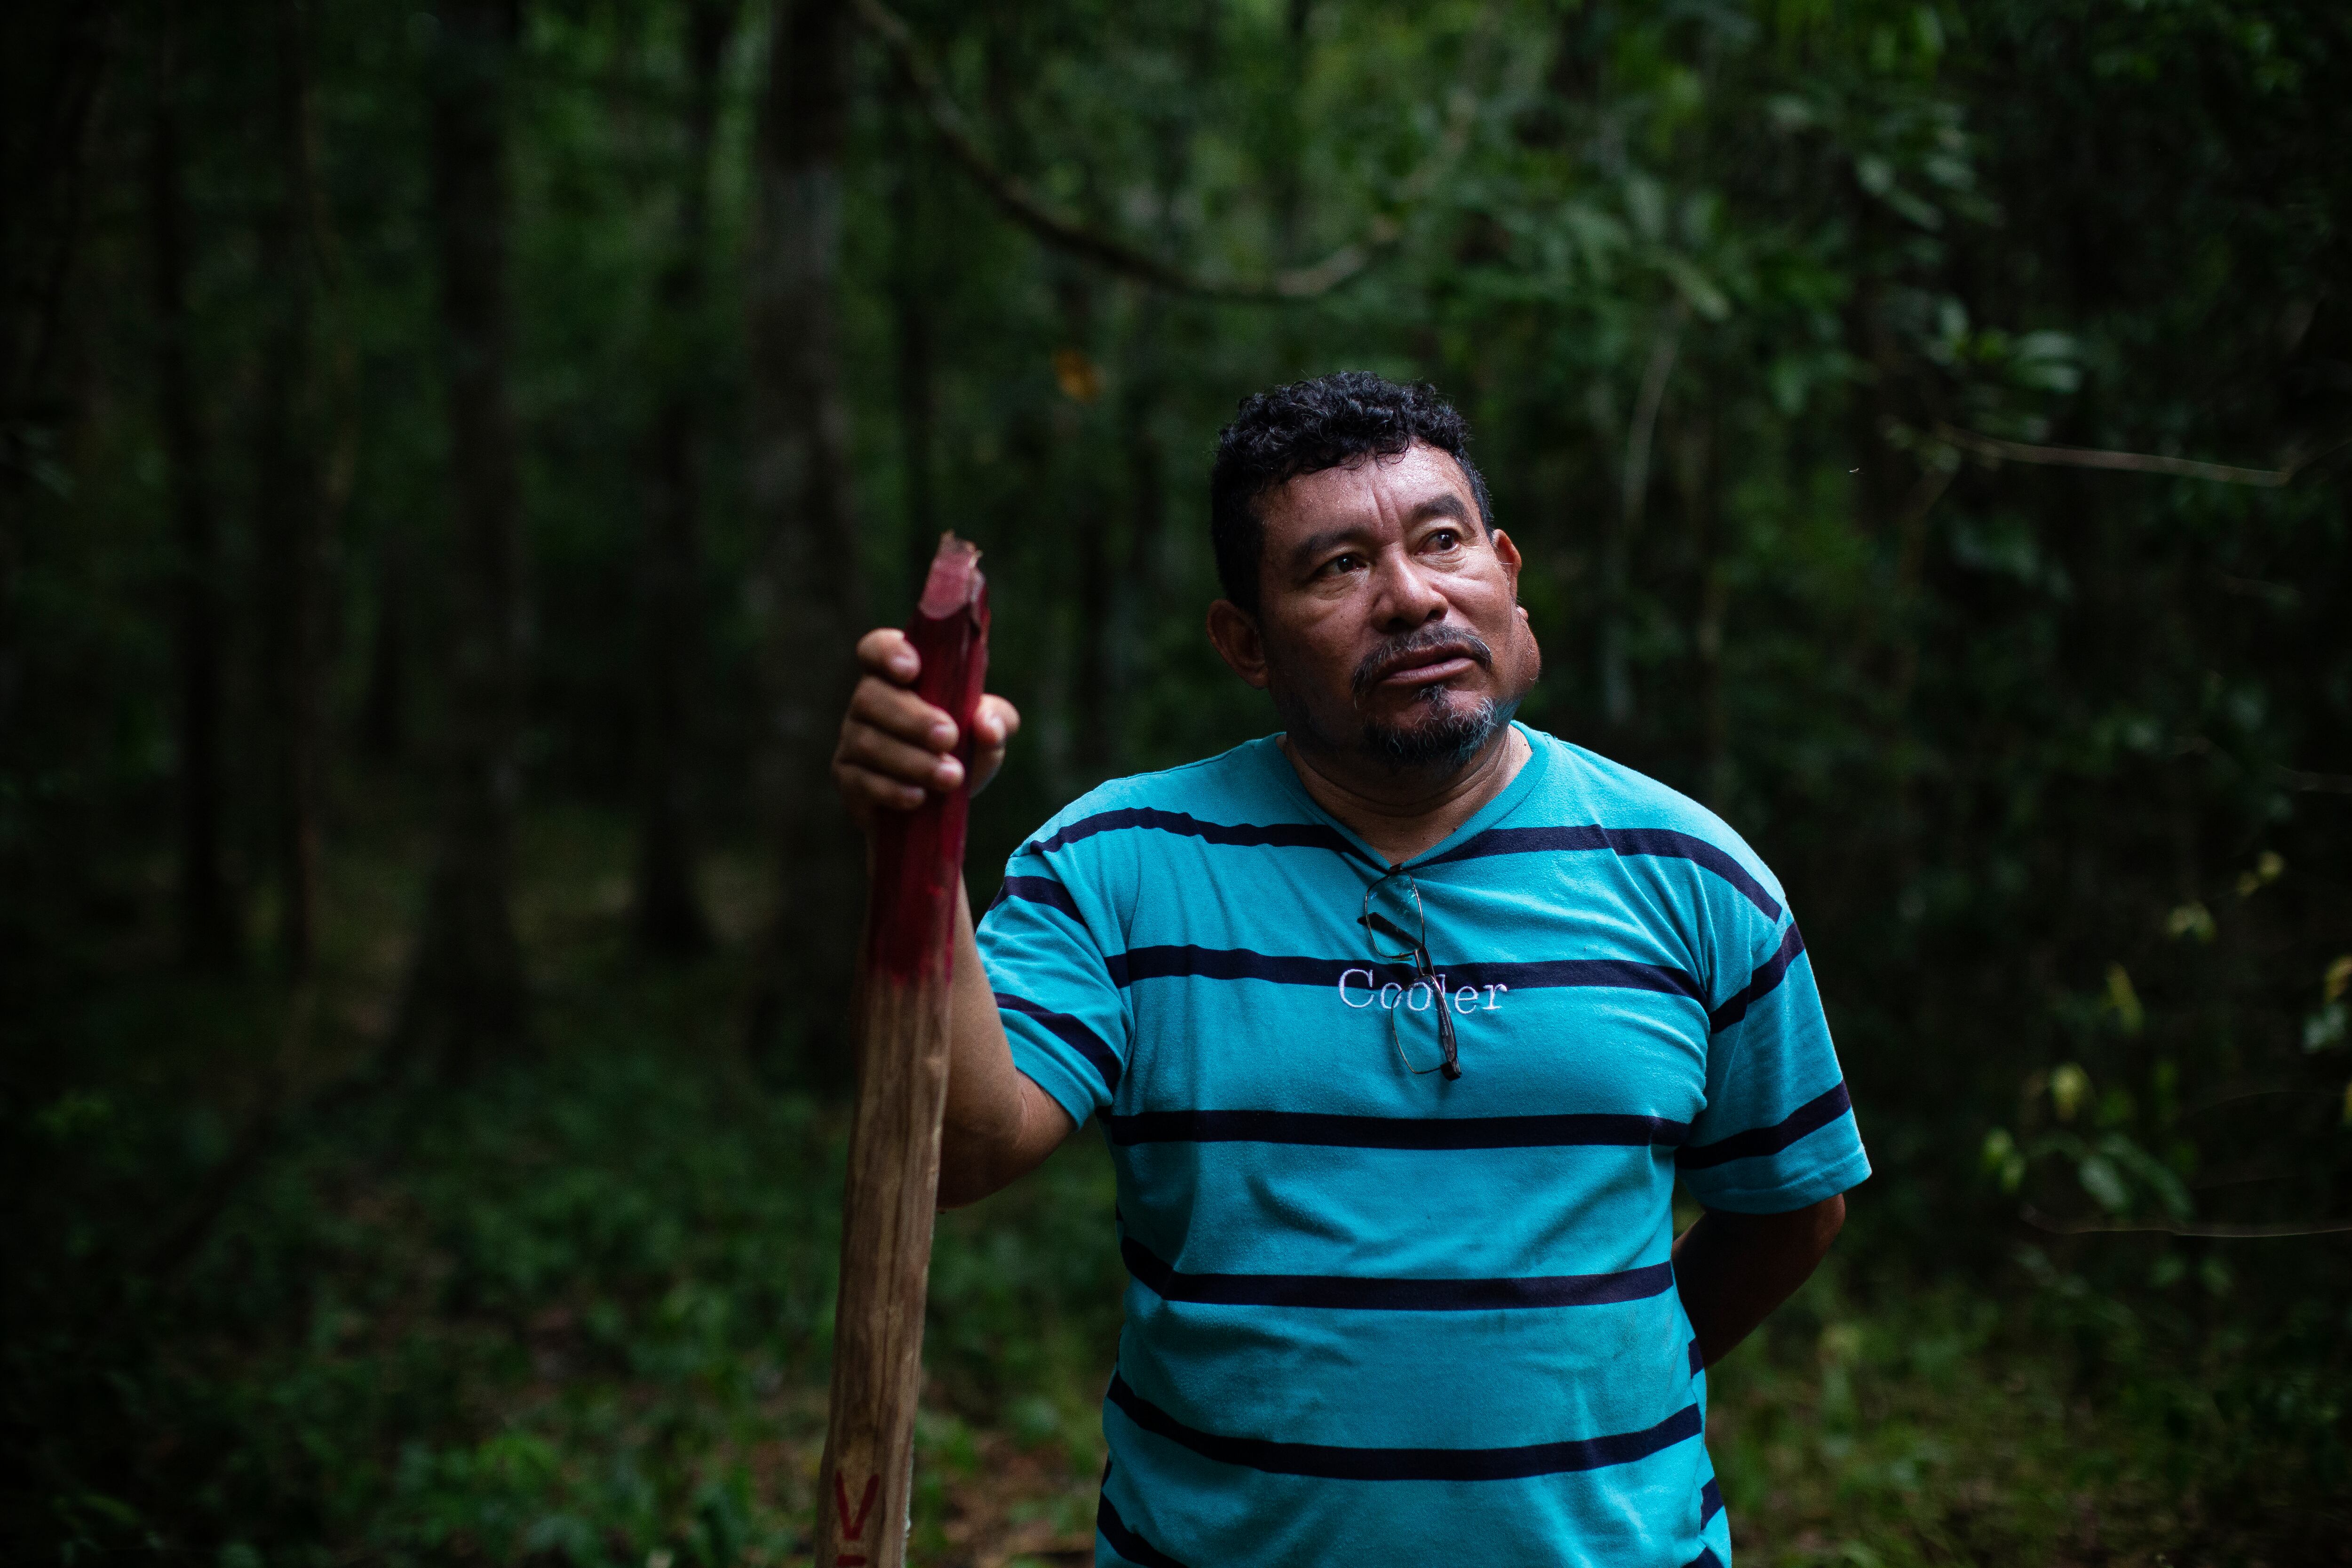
[837,762,928,816]
[840,628,1009,829]
[835,637,1019,825]
[848,675,959,751]
[973,694,1022,748]
[839,723,966,792]
[856,626,921,684]
[967,695,1022,795]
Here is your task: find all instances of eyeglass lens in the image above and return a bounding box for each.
[1362,871,1462,1081]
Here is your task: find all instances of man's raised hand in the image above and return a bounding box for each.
[832,627,1021,831]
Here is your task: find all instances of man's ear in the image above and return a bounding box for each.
[1490,529,1542,687]
[1492,528,1524,599]
[1205,599,1271,690]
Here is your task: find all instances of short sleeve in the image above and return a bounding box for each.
[975,857,1130,1128]
[1676,912,1870,1213]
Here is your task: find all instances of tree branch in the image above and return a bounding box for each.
[1621,300,1684,528]
[851,0,1465,302]
[2023,1204,2352,1239]
[2276,764,2352,795]
[1935,421,2352,488]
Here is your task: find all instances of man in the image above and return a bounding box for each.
[833,372,1867,1567]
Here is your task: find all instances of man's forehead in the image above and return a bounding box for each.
[1260,441,1479,538]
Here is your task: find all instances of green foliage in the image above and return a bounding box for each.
[5,0,2352,1560]
[7,873,1123,1564]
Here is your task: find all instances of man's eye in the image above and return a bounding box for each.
[1426,529,1462,551]
[1321,553,1367,576]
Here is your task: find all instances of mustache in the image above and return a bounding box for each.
[1350,625,1494,700]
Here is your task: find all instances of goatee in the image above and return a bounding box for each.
[1363,685,1516,772]
[1271,621,1529,777]
[1274,671,1518,776]
[1348,624,1510,772]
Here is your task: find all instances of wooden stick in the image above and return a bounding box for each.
[1931,419,2352,488]
[813,534,989,1568]
[2022,1204,2352,1239]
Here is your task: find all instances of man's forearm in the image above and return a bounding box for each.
[1671,1194,1845,1368]
[935,880,1074,1207]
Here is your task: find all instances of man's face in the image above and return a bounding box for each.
[1208,440,1540,775]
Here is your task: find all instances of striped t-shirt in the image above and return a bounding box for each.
[977,724,1868,1568]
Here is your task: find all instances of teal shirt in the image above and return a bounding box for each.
[977,725,1869,1568]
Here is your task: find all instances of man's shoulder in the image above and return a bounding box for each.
[1013,736,1311,860]
[1517,726,1788,913]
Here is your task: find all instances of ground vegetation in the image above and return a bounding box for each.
[3,1,2347,1562]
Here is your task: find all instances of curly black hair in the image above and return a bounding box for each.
[1208,371,1494,615]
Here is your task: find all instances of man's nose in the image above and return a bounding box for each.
[1367,547,1448,629]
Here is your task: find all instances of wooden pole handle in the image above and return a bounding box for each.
[813,536,988,1568]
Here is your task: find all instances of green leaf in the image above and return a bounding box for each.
[2077,1154,2131,1215]
[1657,253,1732,322]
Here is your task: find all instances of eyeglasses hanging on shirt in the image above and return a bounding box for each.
[1361,868,1463,1081]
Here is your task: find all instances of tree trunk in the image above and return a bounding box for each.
[1272,0,1310,263]
[1599,303,1681,736]
[1072,464,1111,773]
[1119,296,1165,657]
[742,0,865,1085]
[1,4,111,767]
[149,1,238,972]
[1675,409,1728,810]
[888,99,938,604]
[1056,278,1112,777]
[398,0,527,1068]
[253,0,326,977]
[1109,29,1199,692]
[359,529,408,764]
[629,0,734,961]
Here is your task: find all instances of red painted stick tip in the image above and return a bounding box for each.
[916,533,985,619]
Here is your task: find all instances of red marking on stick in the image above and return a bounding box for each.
[834,1472,881,1541]
[867,534,990,984]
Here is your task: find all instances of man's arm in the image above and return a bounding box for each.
[1671,1194,1845,1368]
[833,628,1074,1209]
[936,875,1074,1205]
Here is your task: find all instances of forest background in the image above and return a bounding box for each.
[4,0,2348,1563]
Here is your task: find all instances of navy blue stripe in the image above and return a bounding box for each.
[989,874,1082,921]
[1677,1081,1853,1170]
[1106,1373,1702,1481]
[995,993,1122,1093]
[1108,946,1704,1005]
[1097,1490,1189,1568]
[1707,922,1808,1033]
[1451,957,1706,1002]
[1106,1108,1690,1150]
[1422,825,1782,921]
[1688,1337,1705,1376]
[1121,1237,1677,1312]
[1700,1476,1724,1525]
[1685,1550,1724,1568]
[1024,807,1372,863]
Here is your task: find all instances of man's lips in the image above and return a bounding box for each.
[1349,627,1497,700]
[1374,652,1479,687]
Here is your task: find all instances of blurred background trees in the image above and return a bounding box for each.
[3,0,2346,1561]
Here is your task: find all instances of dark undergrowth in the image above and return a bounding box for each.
[5,807,2345,1567]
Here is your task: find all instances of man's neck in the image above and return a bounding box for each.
[1279,724,1529,867]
